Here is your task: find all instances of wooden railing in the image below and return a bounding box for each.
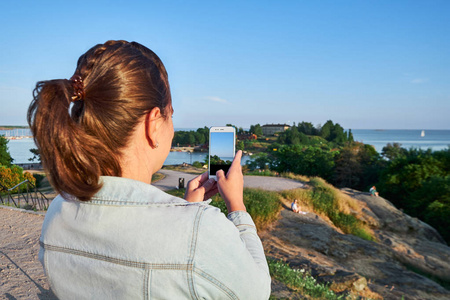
[0,180,50,211]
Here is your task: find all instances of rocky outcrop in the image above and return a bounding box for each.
[262,189,450,299]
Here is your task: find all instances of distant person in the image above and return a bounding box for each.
[29,40,270,299]
[291,199,301,213]
[370,186,379,197]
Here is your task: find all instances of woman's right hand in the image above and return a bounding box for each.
[216,150,246,213]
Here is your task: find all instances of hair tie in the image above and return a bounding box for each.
[70,75,85,101]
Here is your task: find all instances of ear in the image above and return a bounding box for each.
[145,107,163,148]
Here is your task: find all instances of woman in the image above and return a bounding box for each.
[29,40,271,299]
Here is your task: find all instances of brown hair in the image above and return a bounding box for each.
[27,40,171,200]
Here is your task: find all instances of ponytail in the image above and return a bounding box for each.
[28,41,171,201]
[28,80,120,200]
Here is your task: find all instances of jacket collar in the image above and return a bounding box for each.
[65,176,193,206]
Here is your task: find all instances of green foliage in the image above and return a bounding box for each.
[0,165,36,193]
[334,143,384,191]
[378,148,445,208]
[209,155,231,165]
[381,142,407,161]
[377,147,450,243]
[319,120,352,145]
[192,161,203,168]
[277,120,351,147]
[297,121,319,136]
[249,124,263,137]
[246,152,270,170]
[32,173,46,188]
[268,258,345,299]
[0,136,13,167]
[246,169,278,176]
[270,145,337,181]
[236,140,245,151]
[210,188,282,230]
[172,127,209,146]
[28,148,41,162]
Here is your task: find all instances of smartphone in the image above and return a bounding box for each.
[209,126,236,180]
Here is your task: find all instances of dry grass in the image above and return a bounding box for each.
[281,176,375,241]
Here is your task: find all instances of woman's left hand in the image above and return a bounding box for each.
[184,172,218,202]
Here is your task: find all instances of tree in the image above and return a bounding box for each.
[270,144,337,181]
[236,140,245,151]
[378,148,446,211]
[381,143,407,160]
[348,129,354,143]
[194,132,205,145]
[246,152,270,170]
[297,122,318,136]
[320,120,334,140]
[0,136,13,166]
[249,124,263,137]
[29,148,41,163]
[334,146,362,188]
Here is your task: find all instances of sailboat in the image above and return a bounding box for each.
[421,130,425,137]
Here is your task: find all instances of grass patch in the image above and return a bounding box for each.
[268,258,346,299]
[208,188,282,231]
[244,169,310,184]
[151,172,165,183]
[281,178,374,241]
[309,178,373,241]
[245,169,280,177]
[166,187,282,231]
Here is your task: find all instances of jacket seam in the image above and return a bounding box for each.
[40,241,193,270]
[187,206,205,300]
[143,268,149,300]
[193,268,238,300]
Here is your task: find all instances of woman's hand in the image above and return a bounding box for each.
[216,150,246,213]
[184,172,218,202]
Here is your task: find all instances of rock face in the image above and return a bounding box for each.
[262,189,450,300]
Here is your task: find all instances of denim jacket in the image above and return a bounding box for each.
[39,176,271,299]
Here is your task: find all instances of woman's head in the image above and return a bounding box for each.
[28,40,172,200]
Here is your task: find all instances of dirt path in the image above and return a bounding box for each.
[0,207,56,300]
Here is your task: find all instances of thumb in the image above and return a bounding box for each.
[216,169,225,181]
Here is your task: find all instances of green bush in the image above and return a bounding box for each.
[32,173,46,188]
[268,258,345,299]
[192,161,203,168]
[0,165,36,193]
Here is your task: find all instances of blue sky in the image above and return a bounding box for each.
[0,1,449,129]
[210,132,235,159]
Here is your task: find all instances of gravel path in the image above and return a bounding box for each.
[0,207,56,300]
[153,169,306,191]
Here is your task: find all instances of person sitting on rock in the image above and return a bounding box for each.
[291,199,301,213]
[370,186,379,197]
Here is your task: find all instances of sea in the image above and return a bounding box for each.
[2,129,449,164]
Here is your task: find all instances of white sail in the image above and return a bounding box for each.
[421,130,425,137]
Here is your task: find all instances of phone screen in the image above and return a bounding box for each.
[209,128,235,178]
